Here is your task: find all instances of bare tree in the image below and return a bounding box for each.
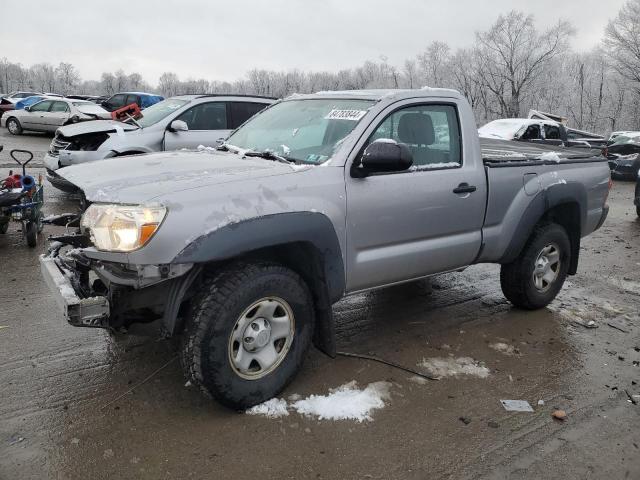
[605,0,640,87]
[476,11,574,117]
[418,41,450,87]
[158,72,179,97]
[54,62,79,95]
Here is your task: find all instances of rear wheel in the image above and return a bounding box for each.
[500,223,570,309]
[181,262,314,409]
[0,221,8,234]
[6,118,22,135]
[25,221,38,247]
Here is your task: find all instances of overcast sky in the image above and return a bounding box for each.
[4,0,627,84]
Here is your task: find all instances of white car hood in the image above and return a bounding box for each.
[58,150,299,204]
[57,119,138,137]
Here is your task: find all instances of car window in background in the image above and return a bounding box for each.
[107,94,127,109]
[521,124,541,140]
[178,102,227,130]
[544,124,561,140]
[126,94,139,106]
[50,101,69,113]
[30,100,53,112]
[229,102,268,129]
[73,101,105,114]
[135,98,188,128]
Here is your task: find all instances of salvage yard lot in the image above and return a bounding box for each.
[1,133,639,479]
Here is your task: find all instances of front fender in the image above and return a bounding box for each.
[173,212,346,302]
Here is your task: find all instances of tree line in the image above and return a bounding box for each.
[2,1,640,134]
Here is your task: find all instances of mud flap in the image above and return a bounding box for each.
[313,304,336,358]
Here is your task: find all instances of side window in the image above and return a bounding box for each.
[126,94,139,106]
[50,101,69,113]
[521,124,541,140]
[30,100,53,112]
[107,94,127,109]
[178,102,227,130]
[365,104,461,168]
[544,124,561,140]
[228,102,268,129]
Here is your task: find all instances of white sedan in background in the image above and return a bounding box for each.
[1,98,111,135]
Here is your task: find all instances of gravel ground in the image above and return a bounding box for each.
[0,132,639,480]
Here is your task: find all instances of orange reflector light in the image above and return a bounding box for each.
[139,223,159,246]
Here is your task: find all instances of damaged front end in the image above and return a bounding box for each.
[40,216,199,333]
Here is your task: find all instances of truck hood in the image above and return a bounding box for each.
[58,150,301,204]
[57,119,138,137]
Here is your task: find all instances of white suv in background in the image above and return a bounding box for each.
[44,94,275,191]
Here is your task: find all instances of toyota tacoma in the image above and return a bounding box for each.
[40,88,611,409]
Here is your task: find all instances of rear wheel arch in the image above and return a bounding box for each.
[500,184,586,274]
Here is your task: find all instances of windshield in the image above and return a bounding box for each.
[225,99,374,164]
[74,102,106,113]
[478,119,526,139]
[136,98,189,128]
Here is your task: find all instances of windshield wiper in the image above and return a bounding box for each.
[243,150,297,164]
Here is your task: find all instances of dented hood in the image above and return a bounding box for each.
[57,119,138,137]
[58,150,298,204]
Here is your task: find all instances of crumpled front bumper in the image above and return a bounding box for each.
[39,254,110,327]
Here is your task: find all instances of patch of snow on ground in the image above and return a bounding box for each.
[489,342,517,356]
[246,398,289,418]
[291,381,392,422]
[419,356,490,379]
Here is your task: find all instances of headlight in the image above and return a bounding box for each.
[81,204,167,252]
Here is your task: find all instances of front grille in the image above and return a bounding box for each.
[49,133,72,157]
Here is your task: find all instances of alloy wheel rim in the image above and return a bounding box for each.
[8,120,17,133]
[532,243,561,292]
[228,297,295,380]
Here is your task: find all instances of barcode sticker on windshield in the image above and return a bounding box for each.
[325,109,367,121]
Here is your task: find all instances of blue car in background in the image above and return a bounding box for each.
[15,95,49,110]
[100,92,164,112]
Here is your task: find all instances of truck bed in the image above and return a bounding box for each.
[481,138,604,166]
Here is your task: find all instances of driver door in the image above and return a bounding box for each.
[164,101,229,150]
[345,101,486,292]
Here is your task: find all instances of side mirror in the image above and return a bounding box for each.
[24,106,31,112]
[353,139,413,177]
[169,120,188,132]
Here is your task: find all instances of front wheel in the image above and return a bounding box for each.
[6,118,22,135]
[500,223,570,310]
[181,262,315,409]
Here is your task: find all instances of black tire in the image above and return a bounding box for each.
[636,206,640,218]
[25,221,38,247]
[500,223,570,310]
[181,262,315,409]
[6,117,23,135]
[0,221,8,234]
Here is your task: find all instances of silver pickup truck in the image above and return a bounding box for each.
[40,88,611,409]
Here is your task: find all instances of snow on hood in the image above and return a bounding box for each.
[56,119,138,137]
[58,150,298,204]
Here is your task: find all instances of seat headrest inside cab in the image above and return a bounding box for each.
[397,113,435,145]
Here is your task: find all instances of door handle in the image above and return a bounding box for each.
[453,183,477,194]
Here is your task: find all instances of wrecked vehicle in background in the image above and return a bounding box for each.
[39,88,610,410]
[1,98,111,136]
[478,118,603,151]
[603,132,640,180]
[44,94,274,192]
